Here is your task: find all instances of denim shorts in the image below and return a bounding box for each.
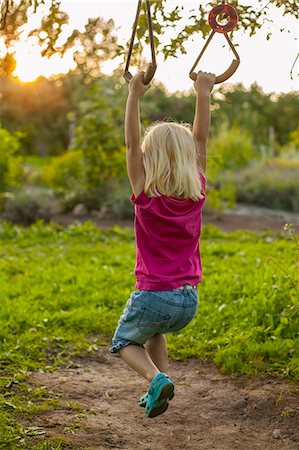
[109,285,199,354]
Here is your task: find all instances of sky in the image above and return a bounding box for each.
[12,0,299,93]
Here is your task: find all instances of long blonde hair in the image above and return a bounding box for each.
[141,122,203,201]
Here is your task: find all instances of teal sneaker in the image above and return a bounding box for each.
[138,387,174,408]
[144,373,174,418]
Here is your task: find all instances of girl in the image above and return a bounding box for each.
[109,71,215,418]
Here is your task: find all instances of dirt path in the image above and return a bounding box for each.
[27,347,298,450]
[52,206,299,234]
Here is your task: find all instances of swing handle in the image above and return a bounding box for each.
[124,0,157,85]
[190,59,240,84]
[124,63,156,85]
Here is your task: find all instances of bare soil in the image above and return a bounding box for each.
[51,207,299,234]
[27,348,299,450]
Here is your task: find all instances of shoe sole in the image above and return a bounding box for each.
[146,382,175,418]
[139,389,174,408]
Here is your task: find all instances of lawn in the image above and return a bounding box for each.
[0,220,298,447]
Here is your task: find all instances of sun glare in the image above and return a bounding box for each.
[13,42,75,83]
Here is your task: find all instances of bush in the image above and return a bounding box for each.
[41,150,84,191]
[232,159,299,212]
[62,187,102,212]
[202,124,257,213]
[0,128,24,209]
[2,188,63,225]
[279,128,299,160]
[71,82,126,194]
[105,177,134,219]
[209,124,258,170]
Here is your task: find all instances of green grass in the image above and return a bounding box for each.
[23,156,53,169]
[0,220,298,448]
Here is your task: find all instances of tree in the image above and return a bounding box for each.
[1,1,298,62]
[212,84,299,149]
[269,93,299,146]
[70,79,126,195]
[0,75,74,155]
[0,0,118,81]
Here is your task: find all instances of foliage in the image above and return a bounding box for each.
[231,158,299,212]
[0,128,24,208]
[0,76,73,155]
[61,187,103,212]
[70,80,126,196]
[106,177,135,219]
[1,1,298,64]
[270,94,299,146]
[2,188,62,224]
[0,1,118,82]
[41,150,84,191]
[141,83,195,124]
[280,129,299,160]
[141,84,299,155]
[194,125,256,212]
[209,124,257,170]
[21,155,53,186]
[205,169,236,213]
[213,85,299,149]
[0,72,297,159]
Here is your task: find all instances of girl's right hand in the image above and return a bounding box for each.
[193,71,216,94]
[129,72,151,97]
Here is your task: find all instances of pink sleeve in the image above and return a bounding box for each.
[130,191,150,206]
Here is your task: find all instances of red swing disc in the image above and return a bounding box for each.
[208,3,238,34]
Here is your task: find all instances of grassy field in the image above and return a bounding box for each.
[0,220,298,448]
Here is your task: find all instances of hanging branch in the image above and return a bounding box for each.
[0,0,11,29]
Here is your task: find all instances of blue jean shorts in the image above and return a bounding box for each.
[109,285,199,354]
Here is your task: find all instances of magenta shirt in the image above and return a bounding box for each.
[131,173,206,290]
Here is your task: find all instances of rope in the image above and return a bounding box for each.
[124,0,156,83]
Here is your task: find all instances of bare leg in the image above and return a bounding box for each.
[120,345,160,382]
[145,334,168,373]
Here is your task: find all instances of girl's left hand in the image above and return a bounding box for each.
[193,71,216,94]
[129,72,151,97]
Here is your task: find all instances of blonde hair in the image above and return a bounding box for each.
[141,122,203,201]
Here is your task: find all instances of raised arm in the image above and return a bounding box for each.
[193,71,215,172]
[125,72,151,197]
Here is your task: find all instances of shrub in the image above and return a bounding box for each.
[105,177,134,219]
[22,155,53,186]
[232,159,299,212]
[0,128,24,209]
[2,188,63,225]
[41,150,84,191]
[209,124,258,170]
[70,82,126,194]
[62,187,102,212]
[279,128,299,160]
[202,124,257,213]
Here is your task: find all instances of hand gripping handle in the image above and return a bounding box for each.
[190,58,240,84]
[124,62,156,85]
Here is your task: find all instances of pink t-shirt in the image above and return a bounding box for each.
[131,173,206,290]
